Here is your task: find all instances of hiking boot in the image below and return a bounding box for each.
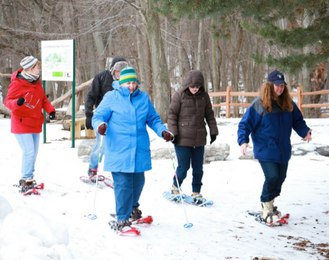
[19,179,35,187]
[88,168,98,177]
[191,193,206,205]
[117,220,132,231]
[19,179,36,192]
[171,184,180,195]
[261,200,281,223]
[130,208,142,221]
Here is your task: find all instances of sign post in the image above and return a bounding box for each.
[41,39,76,147]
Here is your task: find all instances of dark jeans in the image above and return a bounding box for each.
[259,161,288,202]
[173,145,205,193]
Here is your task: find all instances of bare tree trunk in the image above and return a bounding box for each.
[139,0,171,122]
[196,19,203,71]
[1,67,12,102]
[136,14,147,93]
[90,8,106,72]
[308,63,325,118]
[177,19,190,86]
[231,20,244,117]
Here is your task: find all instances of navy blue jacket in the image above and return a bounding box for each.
[237,97,310,164]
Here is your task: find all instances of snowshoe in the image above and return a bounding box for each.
[185,194,213,207]
[14,179,44,196]
[247,210,289,227]
[108,220,140,236]
[110,212,153,225]
[163,185,186,203]
[163,191,186,202]
[80,175,113,188]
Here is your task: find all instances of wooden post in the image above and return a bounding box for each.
[226,86,232,118]
[297,86,304,115]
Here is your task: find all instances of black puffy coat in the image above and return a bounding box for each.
[85,57,126,116]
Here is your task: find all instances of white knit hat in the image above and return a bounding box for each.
[20,56,38,70]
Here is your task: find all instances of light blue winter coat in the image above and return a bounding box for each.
[92,87,167,173]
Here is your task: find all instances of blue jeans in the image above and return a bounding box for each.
[173,145,205,193]
[89,130,105,170]
[259,161,288,202]
[15,133,40,180]
[111,172,145,222]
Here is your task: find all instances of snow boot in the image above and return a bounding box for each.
[185,193,207,205]
[261,200,281,224]
[130,208,142,221]
[117,220,132,231]
[87,168,97,177]
[163,185,186,202]
[171,184,180,195]
[19,179,36,192]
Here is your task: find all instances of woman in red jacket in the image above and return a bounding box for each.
[4,56,55,188]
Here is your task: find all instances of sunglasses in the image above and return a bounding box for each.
[190,86,202,89]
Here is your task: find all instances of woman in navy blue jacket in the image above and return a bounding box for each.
[237,70,312,224]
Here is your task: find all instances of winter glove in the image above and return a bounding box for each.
[162,131,172,142]
[86,116,93,130]
[17,97,25,106]
[49,111,55,120]
[210,135,217,145]
[97,123,107,136]
[172,135,178,145]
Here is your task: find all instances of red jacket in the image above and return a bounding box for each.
[4,69,55,134]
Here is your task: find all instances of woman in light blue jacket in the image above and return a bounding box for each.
[92,67,172,232]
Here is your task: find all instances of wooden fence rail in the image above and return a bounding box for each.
[208,86,329,118]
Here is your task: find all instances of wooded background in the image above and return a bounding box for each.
[1,0,329,121]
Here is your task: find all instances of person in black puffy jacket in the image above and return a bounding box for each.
[85,57,128,176]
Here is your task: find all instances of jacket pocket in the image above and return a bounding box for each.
[258,142,278,152]
[179,121,189,127]
[20,114,44,127]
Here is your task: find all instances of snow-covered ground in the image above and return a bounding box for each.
[0,117,328,260]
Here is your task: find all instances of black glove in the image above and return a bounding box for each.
[172,135,178,145]
[49,111,55,120]
[17,97,25,106]
[86,116,93,130]
[162,131,172,142]
[98,123,107,136]
[210,135,217,144]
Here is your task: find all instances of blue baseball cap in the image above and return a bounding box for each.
[268,70,287,85]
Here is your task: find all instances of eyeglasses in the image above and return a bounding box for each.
[190,86,202,89]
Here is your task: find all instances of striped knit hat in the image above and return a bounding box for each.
[119,67,138,85]
[20,56,38,70]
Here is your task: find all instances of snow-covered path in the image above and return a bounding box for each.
[0,118,328,260]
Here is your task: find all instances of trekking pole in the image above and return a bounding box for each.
[88,136,103,220]
[167,142,193,228]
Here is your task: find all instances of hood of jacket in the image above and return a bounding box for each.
[182,70,205,91]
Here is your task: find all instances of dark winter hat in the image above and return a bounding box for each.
[268,70,287,85]
[119,67,138,85]
[20,56,38,70]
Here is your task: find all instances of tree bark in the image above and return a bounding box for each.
[139,0,171,122]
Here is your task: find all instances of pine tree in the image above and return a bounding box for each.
[154,0,329,74]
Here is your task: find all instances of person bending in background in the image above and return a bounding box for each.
[167,70,218,205]
[92,67,172,231]
[85,57,128,177]
[4,56,56,188]
[237,70,312,224]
